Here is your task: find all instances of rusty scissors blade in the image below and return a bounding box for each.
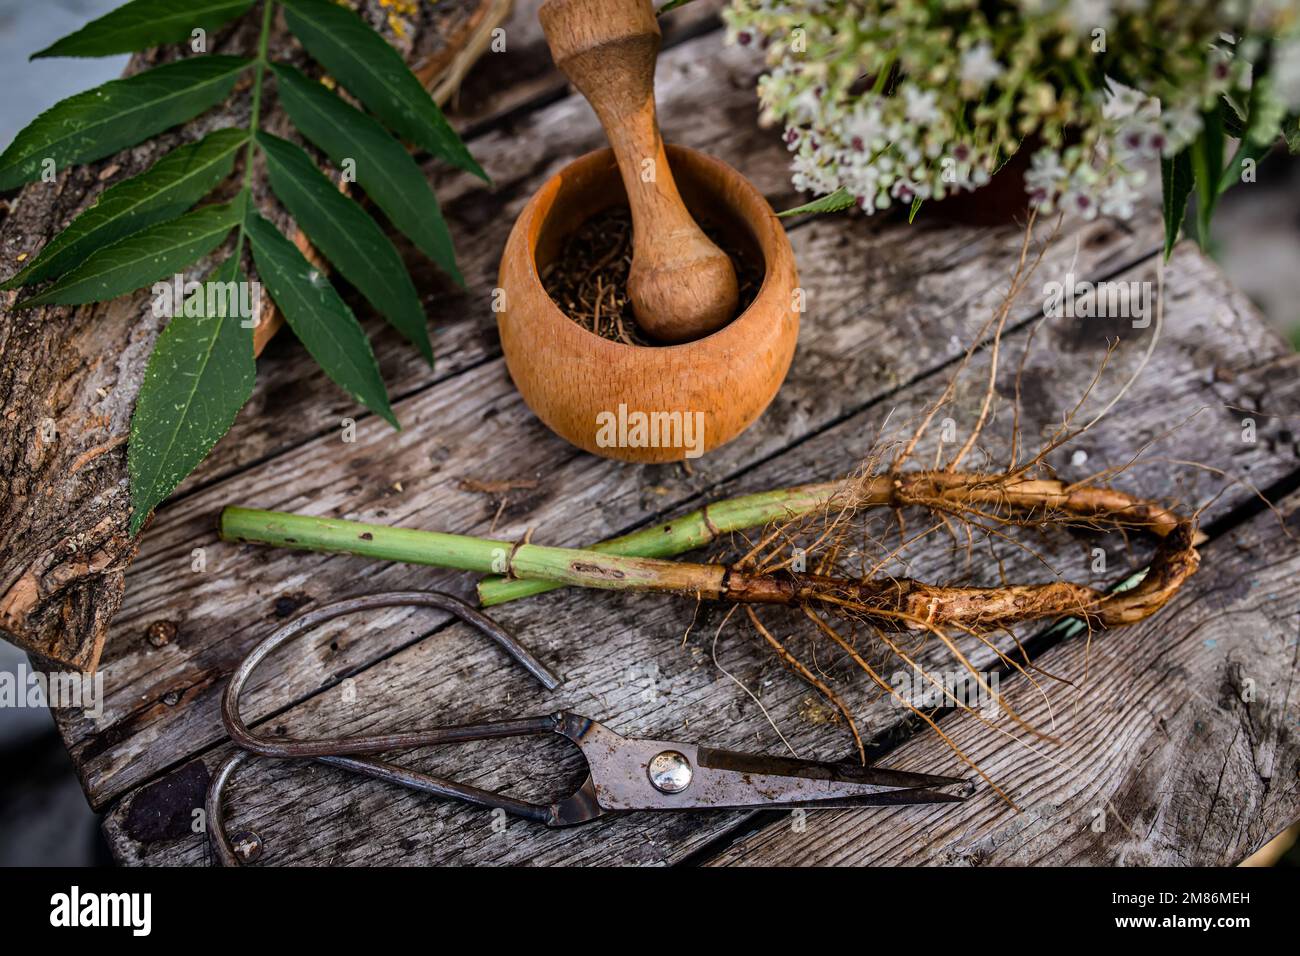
[547,712,970,825]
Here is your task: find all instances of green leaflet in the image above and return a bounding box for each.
[271,63,461,284]
[19,199,243,307]
[128,255,255,535]
[243,207,397,427]
[256,130,432,363]
[778,187,857,218]
[33,0,254,60]
[3,128,248,291]
[1160,150,1193,261]
[1191,106,1225,247]
[0,56,249,190]
[279,0,487,182]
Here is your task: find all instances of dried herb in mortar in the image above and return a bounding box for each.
[542,207,763,345]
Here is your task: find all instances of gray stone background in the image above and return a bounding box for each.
[0,0,1296,866]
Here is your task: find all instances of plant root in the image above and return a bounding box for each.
[682,471,1200,632]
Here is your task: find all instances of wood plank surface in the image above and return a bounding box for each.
[707,487,1300,866]
[66,208,1162,810]
[33,4,1297,866]
[97,245,1300,864]
[59,23,1171,810]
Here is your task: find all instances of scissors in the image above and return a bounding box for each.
[207,591,971,864]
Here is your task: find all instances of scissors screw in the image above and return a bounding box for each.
[648,751,693,794]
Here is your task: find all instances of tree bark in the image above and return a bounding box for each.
[0,0,507,671]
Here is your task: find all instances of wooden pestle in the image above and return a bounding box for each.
[539,0,739,343]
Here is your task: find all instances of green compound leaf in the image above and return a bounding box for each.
[3,127,247,290]
[20,199,243,307]
[0,56,250,191]
[33,0,255,60]
[128,254,255,535]
[272,63,461,284]
[778,187,857,218]
[243,207,397,428]
[279,0,487,182]
[257,131,432,363]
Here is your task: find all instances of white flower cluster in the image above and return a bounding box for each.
[724,0,1300,219]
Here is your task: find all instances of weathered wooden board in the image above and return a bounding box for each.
[98,247,1300,864]
[54,11,1179,810]
[26,2,1295,866]
[62,198,1163,809]
[0,0,504,671]
[706,488,1300,867]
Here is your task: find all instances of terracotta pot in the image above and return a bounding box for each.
[497,144,799,463]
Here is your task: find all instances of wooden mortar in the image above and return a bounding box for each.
[497,145,799,463]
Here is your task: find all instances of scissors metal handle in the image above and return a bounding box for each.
[207,590,565,865]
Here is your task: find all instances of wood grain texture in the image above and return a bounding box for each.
[58,24,809,808]
[95,246,1300,864]
[0,0,501,671]
[540,0,738,341]
[706,489,1300,867]
[23,7,1293,866]
[64,193,1163,810]
[497,144,797,459]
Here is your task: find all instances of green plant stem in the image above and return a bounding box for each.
[219,473,1199,633]
[477,483,841,606]
[232,0,275,265]
[219,506,728,596]
[245,1,274,185]
[221,483,842,608]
